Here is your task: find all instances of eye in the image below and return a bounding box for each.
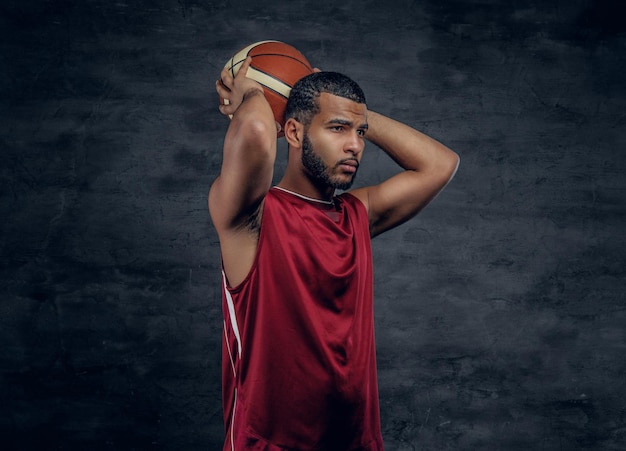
[357,129,366,137]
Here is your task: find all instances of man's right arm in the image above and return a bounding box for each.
[209,57,277,285]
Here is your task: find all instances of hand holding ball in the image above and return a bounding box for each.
[219,41,314,136]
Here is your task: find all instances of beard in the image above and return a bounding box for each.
[301,133,358,191]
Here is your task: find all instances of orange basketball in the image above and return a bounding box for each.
[222,40,314,136]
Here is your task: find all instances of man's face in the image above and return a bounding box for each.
[300,93,368,190]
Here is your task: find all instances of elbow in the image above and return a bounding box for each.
[231,99,276,139]
[227,114,277,160]
[449,152,460,179]
[240,117,276,153]
[247,116,276,137]
[439,150,460,184]
[240,115,275,140]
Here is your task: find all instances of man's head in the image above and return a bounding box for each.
[284,72,366,128]
[283,72,368,191]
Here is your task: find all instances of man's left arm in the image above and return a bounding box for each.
[350,110,460,237]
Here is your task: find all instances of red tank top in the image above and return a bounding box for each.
[221,187,383,451]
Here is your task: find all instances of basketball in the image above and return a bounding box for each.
[221,40,314,135]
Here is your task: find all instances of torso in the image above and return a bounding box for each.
[221,187,384,451]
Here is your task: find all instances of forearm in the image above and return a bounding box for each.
[366,110,459,178]
[212,89,277,228]
[216,56,278,170]
[227,88,276,146]
[223,89,277,174]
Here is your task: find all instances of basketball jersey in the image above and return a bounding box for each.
[221,187,384,451]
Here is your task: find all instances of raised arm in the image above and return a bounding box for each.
[350,110,460,237]
[209,57,277,231]
[209,57,277,285]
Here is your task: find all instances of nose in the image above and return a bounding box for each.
[344,130,364,156]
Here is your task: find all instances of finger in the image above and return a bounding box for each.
[219,103,237,117]
[218,103,228,114]
[237,56,253,79]
[216,79,231,96]
[313,67,322,73]
[218,102,231,115]
[219,66,234,88]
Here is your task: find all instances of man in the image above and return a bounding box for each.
[210,56,459,450]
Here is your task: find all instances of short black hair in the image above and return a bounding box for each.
[284,71,366,126]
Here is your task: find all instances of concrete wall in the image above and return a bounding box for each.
[1,0,625,449]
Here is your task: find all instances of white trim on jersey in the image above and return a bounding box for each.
[229,389,238,451]
[223,320,237,378]
[223,272,242,358]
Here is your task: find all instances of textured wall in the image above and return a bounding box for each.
[1,0,625,449]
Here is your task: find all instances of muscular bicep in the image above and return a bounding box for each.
[208,117,276,287]
[352,157,459,238]
[209,108,277,232]
[209,173,266,233]
[348,110,460,238]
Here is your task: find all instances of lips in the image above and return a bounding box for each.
[338,159,359,173]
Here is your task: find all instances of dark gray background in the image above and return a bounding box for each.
[1,0,625,449]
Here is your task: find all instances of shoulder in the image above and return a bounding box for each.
[341,189,369,214]
[338,191,370,224]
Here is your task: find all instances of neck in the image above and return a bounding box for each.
[273,186,334,205]
[277,171,335,204]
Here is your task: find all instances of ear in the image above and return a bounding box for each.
[284,118,304,149]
